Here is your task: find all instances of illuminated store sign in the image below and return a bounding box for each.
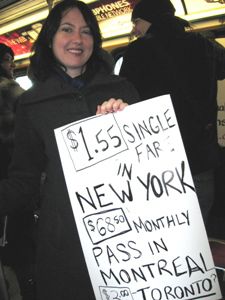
[0,22,42,59]
[184,0,225,20]
[91,0,134,21]
[89,0,135,39]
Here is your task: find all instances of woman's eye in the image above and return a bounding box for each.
[61,27,73,33]
[81,29,92,35]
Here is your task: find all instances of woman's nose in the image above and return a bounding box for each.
[72,31,82,43]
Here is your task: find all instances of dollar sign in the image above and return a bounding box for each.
[67,129,78,150]
[87,220,95,232]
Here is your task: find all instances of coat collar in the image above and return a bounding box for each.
[21,75,72,104]
[21,71,124,105]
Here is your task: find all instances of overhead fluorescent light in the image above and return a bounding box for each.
[0,8,48,35]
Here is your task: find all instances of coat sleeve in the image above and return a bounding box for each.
[0,104,45,215]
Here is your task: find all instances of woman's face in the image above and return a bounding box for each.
[0,52,15,78]
[52,7,94,78]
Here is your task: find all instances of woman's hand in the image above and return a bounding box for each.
[96,98,128,115]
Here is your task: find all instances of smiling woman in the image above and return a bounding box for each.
[28,0,106,82]
[52,7,94,78]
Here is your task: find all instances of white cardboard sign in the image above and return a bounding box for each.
[55,95,221,300]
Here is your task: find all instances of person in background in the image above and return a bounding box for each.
[0,1,139,300]
[119,0,225,226]
[0,43,37,300]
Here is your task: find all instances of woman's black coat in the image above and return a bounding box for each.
[0,71,139,300]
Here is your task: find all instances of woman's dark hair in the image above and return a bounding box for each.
[29,0,104,81]
[0,43,14,79]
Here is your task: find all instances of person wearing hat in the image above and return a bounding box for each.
[120,0,225,227]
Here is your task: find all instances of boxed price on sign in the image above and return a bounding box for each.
[55,95,221,300]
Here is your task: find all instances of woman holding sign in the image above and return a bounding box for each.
[0,1,139,299]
